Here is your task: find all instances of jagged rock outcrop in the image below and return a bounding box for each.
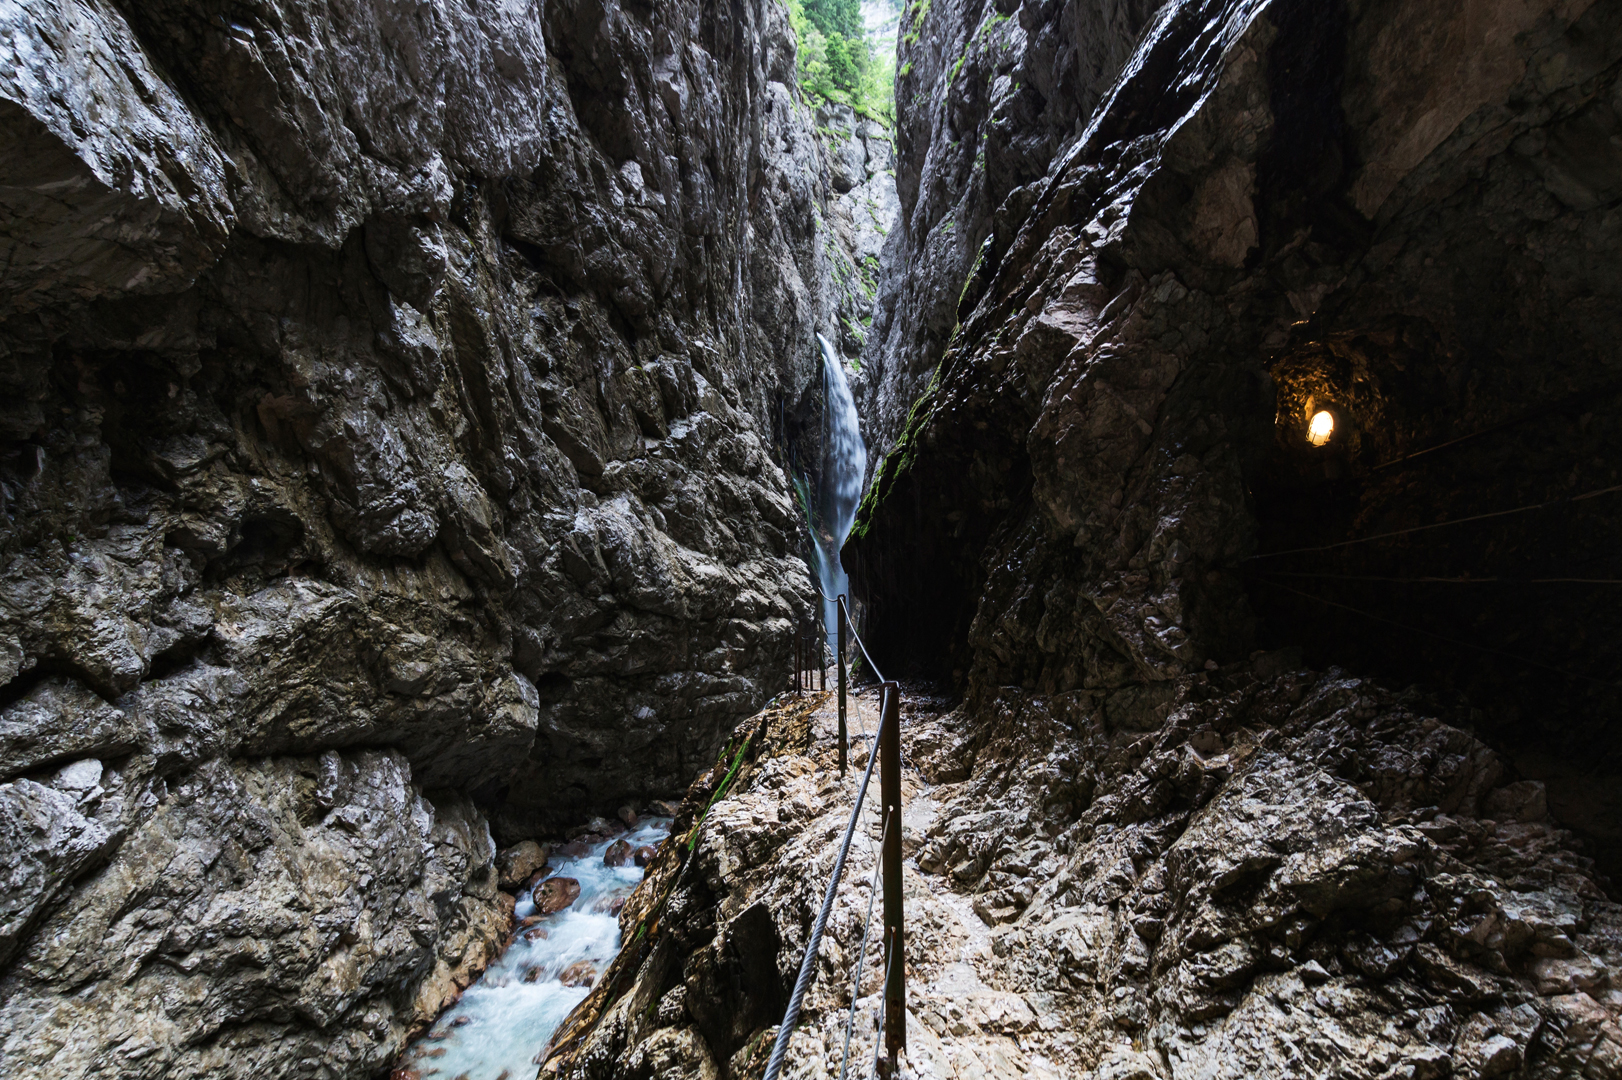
[1,750,511,1079]
[0,0,888,1074]
[641,0,1622,1075]
[850,0,1622,848]
[929,666,1622,1078]
[819,103,898,361]
[539,671,1622,1080]
[859,0,1161,465]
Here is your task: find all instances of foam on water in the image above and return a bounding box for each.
[402,818,673,1080]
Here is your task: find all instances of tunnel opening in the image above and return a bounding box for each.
[1243,327,1622,878]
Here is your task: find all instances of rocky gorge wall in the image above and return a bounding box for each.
[852,0,1622,825]
[833,0,1622,1073]
[0,0,894,1076]
[858,0,1161,463]
[535,0,1622,1076]
[6,0,1621,1077]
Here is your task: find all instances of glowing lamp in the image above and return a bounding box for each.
[1307,410,1334,447]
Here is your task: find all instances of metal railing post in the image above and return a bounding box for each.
[836,596,848,775]
[820,620,827,691]
[794,631,801,694]
[879,681,905,1070]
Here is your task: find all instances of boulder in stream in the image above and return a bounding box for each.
[591,891,630,915]
[617,806,639,827]
[603,840,633,867]
[558,960,598,988]
[495,841,549,890]
[570,816,619,841]
[532,877,580,914]
[633,845,658,867]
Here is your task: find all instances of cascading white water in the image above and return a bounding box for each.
[399,819,672,1080]
[811,333,867,646]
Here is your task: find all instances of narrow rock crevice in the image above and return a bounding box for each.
[4,0,1621,1077]
[0,1,894,1075]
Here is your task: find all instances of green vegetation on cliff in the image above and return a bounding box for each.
[787,0,897,122]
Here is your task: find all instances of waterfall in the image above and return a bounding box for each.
[812,333,867,647]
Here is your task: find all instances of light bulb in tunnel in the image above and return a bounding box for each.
[1307,410,1334,446]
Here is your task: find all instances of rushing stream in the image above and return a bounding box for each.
[401,818,674,1080]
[812,333,868,644]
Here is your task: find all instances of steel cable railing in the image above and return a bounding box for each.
[759,677,892,1080]
[837,805,891,1080]
[763,593,904,1080]
[1241,481,1622,562]
[848,626,886,688]
[806,579,887,685]
[836,679,899,1080]
[1260,578,1622,689]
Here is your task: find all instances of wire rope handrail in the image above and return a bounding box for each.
[1260,579,1622,688]
[805,578,888,685]
[759,683,894,1080]
[764,586,913,1080]
[837,806,891,1080]
[1260,570,1622,585]
[1369,378,1622,473]
[848,628,887,688]
[1241,481,1622,562]
[768,579,909,1080]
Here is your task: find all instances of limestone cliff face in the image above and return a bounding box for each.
[540,0,1622,1077]
[852,0,1622,781]
[0,0,886,1075]
[827,0,1622,1072]
[859,0,1161,468]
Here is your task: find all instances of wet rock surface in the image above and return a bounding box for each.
[498,840,551,890]
[562,960,602,988]
[0,749,512,1079]
[850,0,1622,860]
[549,674,1622,1080]
[537,878,586,917]
[0,0,892,1074]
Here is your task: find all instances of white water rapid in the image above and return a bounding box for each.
[812,333,867,645]
[400,818,673,1080]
